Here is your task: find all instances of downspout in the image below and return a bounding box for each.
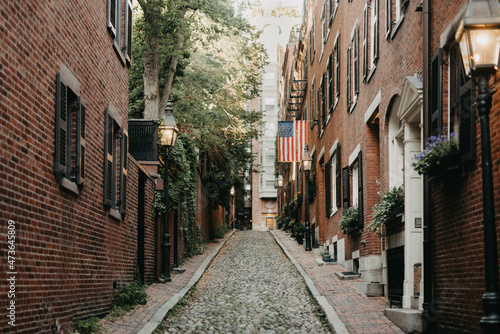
[422,0,435,332]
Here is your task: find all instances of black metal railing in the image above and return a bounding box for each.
[128,120,158,161]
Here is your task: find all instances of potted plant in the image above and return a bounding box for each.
[368,186,404,237]
[411,133,459,178]
[339,206,359,234]
[320,250,331,262]
[294,223,305,244]
[276,216,283,229]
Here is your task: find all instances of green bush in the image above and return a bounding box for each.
[74,317,101,334]
[214,225,229,239]
[293,223,305,236]
[116,282,147,308]
[369,186,404,237]
[339,207,359,232]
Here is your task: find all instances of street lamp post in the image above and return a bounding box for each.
[302,145,312,251]
[456,1,500,331]
[230,186,235,229]
[158,101,178,283]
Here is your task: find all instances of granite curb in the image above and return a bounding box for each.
[270,230,349,334]
[136,229,236,334]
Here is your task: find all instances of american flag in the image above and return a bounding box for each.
[278,120,307,162]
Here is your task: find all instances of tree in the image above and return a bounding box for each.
[133,0,256,120]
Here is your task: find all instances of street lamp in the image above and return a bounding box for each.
[277,174,283,188]
[302,145,312,251]
[158,101,178,282]
[230,186,235,228]
[277,175,283,225]
[456,1,500,331]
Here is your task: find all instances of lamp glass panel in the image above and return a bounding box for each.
[468,28,500,69]
[303,159,312,171]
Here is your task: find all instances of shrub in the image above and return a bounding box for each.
[369,186,404,237]
[339,207,359,232]
[214,225,229,239]
[294,223,305,236]
[74,317,101,334]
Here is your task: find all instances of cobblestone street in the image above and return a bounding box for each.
[161,231,332,334]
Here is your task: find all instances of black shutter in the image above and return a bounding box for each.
[107,0,117,37]
[124,1,133,61]
[357,151,364,229]
[363,3,368,81]
[386,0,392,38]
[430,49,443,136]
[76,97,86,186]
[120,131,128,214]
[54,73,68,180]
[103,108,113,207]
[325,159,332,217]
[328,54,334,111]
[335,38,340,98]
[354,26,360,94]
[347,46,351,108]
[342,166,350,209]
[374,0,379,61]
[336,144,342,208]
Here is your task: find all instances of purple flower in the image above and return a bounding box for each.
[450,132,456,138]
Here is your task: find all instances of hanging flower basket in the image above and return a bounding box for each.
[339,206,360,235]
[411,133,460,177]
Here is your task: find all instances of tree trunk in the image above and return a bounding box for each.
[158,7,187,116]
[143,30,159,120]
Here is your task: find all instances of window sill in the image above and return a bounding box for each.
[109,208,122,221]
[349,98,358,113]
[366,65,377,83]
[60,177,80,196]
[113,39,127,67]
[389,16,404,40]
[330,207,339,218]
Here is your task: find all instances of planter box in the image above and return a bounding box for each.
[428,153,461,183]
[386,204,404,228]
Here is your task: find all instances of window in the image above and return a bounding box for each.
[123,0,133,62]
[329,0,339,24]
[342,150,363,229]
[310,15,316,64]
[363,0,378,82]
[265,147,275,163]
[386,0,409,39]
[321,0,328,44]
[107,0,133,65]
[328,32,340,114]
[320,72,327,130]
[54,68,86,194]
[347,24,359,112]
[325,144,341,217]
[310,77,316,128]
[449,44,476,164]
[264,73,276,87]
[103,105,128,218]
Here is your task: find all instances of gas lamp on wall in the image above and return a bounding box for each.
[455,0,500,332]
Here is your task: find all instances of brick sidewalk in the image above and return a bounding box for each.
[99,235,230,334]
[272,229,405,334]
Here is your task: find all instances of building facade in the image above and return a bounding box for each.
[0,1,159,332]
[279,0,500,333]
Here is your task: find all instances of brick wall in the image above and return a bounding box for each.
[0,1,156,332]
[429,0,500,332]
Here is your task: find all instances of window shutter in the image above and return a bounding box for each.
[386,0,392,38]
[342,166,350,209]
[120,131,128,214]
[354,26,360,94]
[322,71,327,126]
[347,46,351,108]
[335,38,340,98]
[317,88,321,125]
[363,3,368,81]
[325,159,332,217]
[54,73,68,180]
[430,48,443,136]
[373,0,379,61]
[329,0,334,22]
[103,108,113,207]
[76,97,86,186]
[107,0,117,37]
[357,151,364,229]
[328,54,334,111]
[336,144,342,208]
[124,0,133,61]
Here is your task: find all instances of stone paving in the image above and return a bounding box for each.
[161,230,332,334]
[272,229,405,334]
[100,236,229,334]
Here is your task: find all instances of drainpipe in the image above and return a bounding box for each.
[422,0,435,332]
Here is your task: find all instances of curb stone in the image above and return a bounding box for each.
[271,230,349,334]
[136,229,236,334]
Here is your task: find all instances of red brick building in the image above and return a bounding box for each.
[0,1,159,332]
[279,0,500,333]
